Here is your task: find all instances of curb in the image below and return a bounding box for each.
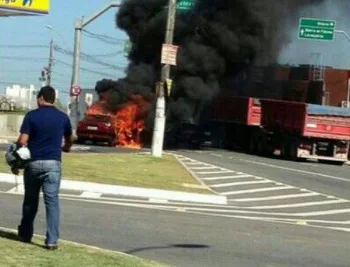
[173,154,217,194]
[0,173,227,205]
[0,136,17,144]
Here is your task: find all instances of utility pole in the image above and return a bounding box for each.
[47,39,54,86]
[39,40,54,87]
[70,2,121,132]
[151,0,177,158]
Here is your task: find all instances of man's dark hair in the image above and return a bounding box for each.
[37,86,56,104]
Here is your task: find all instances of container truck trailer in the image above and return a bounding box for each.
[212,96,350,164]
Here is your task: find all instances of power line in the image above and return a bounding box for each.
[1,56,47,62]
[0,44,48,48]
[82,29,126,46]
[0,69,41,73]
[54,59,117,78]
[88,51,124,58]
[54,45,125,71]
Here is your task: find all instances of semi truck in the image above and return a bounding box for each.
[212,95,350,164]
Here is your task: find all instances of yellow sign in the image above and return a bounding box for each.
[166,79,173,96]
[0,0,50,15]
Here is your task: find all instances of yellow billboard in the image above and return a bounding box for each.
[0,0,50,15]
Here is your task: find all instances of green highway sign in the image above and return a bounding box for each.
[164,0,196,12]
[177,0,196,11]
[298,18,336,41]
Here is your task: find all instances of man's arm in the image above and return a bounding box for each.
[62,135,73,153]
[17,133,29,147]
[62,116,73,153]
[17,113,31,146]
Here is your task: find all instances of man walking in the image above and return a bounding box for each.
[14,86,73,250]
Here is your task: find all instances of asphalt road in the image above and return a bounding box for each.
[175,148,350,201]
[1,192,350,267]
[1,144,350,266]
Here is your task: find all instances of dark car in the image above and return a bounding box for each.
[76,115,116,146]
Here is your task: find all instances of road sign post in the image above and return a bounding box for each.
[298,18,336,41]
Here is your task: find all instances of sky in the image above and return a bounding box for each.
[0,0,129,104]
[279,0,350,69]
[1,0,350,106]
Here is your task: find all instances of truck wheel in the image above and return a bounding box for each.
[281,141,290,159]
[289,142,298,160]
[256,141,263,155]
[248,141,257,155]
[289,141,305,161]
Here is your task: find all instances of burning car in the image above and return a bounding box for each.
[78,91,150,149]
[76,115,116,147]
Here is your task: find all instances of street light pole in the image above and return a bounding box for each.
[151,0,177,158]
[69,2,121,132]
[70,19,83,130]
[335,30,350,108]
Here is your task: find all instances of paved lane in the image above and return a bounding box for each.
[1,192,350,267]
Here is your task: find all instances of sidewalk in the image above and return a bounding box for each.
[0,173,227,205]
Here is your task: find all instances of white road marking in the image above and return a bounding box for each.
[182,206,350,217]
[80,192,103,199]
[240,159,350,183]
[245,199,349,210]
[190,166,218,170]
[229,192,320,202]
[211,180,272,188]
[211,153,223,157]
[196,170,234,175]
[221,186,294,196]
[183,211,350,233]
[6,185,24,194]
[202,174,253,181]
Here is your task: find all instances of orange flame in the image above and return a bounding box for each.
[85,94,149,149]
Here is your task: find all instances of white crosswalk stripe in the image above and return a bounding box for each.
[202,174,253,181]
[174,153,350,232]
[230,192,320,202]
[211,180,272,188]
[221,186,294,196]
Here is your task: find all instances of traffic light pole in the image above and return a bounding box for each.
[151,0,177,158]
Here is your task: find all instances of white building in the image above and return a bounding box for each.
[5,84,59,110]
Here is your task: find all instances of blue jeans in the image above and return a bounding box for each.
[19,160,62,245]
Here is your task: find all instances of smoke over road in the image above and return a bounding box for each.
[95,0,325,129]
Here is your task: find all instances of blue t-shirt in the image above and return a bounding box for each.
[20,106,72,161]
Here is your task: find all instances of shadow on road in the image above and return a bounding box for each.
[125,244,210,255]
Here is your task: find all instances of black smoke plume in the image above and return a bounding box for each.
[95,0,325,129]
